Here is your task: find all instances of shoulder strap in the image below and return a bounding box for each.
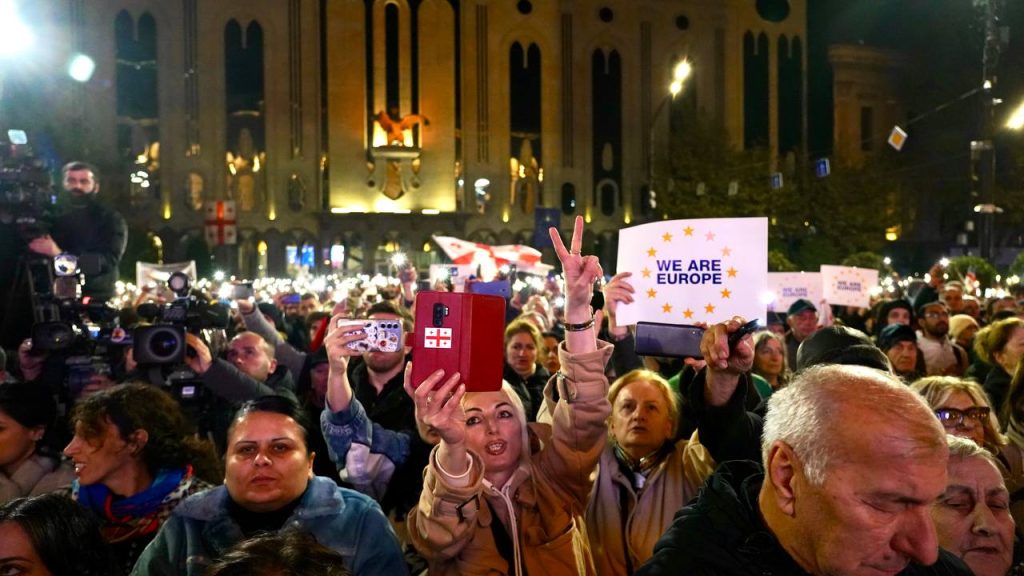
[485,498,527,576]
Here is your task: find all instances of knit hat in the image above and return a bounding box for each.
[877,323,917,352]
[948,314,980,340]
[795,325,891,373]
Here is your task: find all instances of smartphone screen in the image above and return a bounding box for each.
[634,322,705,359]
[343,319,403,353]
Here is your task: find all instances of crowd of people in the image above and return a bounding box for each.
[7,204,1024,574]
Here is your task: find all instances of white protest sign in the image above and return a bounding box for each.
[767,272,823,312]
[820,265,878,308]
[615,217,768,325]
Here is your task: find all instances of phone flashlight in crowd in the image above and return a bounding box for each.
[940,257,950,267]
[391,252,408,269]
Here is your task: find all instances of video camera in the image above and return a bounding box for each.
[133,272,229,414]
[27,253,126,398]
[0,129,54,239]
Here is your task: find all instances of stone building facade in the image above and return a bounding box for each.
[23,0,805,276]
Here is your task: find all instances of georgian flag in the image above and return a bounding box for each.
[205,201,238,246]
[432,235,553,279]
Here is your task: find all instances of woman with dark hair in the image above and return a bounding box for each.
[0,492,113,576]
[0,382,74,504]
[204,528,352,576]
[872,298,914,337]
[64,383,219,575]
[132,395,405,576]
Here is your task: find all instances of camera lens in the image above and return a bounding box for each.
[148,329,180,360]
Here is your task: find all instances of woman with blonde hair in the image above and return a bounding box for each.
[586,369,711,576]
[910,376,1024,539]
[404,216,610,575]
[972,317,1024,421]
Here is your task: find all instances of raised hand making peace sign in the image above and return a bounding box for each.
[549,215,602,354]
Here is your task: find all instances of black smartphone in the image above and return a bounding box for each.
[728,319,759,348]
[634,322,705,359]
[468,280,512,299]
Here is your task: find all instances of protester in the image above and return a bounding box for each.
[878,323,924,382]
[783,298,818,368]
[0,492,113,576]
[949,314,980,354]
[750,330,788,395]
[917,301,969,377]
[586,369,711,576]
[541,331,562,375]
[637,363,971,575]
[932,436,1016,576]
[974,317,1024,420]
[0,381,74,504]
[502,318,551,421]
[183,330,297,449]
[911,376,1024,541]
[132,396,405,576]
[65,383,220,575]
[405,216,610,575]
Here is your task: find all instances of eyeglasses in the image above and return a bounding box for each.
[934,406,990,428]
[924,311,949,319]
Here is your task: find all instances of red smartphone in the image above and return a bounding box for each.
[411,291,506,392]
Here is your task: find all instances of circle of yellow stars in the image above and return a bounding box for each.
[640,224,738,322]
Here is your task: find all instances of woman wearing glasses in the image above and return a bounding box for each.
[911,376,1024,540]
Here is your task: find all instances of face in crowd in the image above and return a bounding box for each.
[932,450,1014,576]
[63,167,98,197]
[886,306,911,326]
[63,417,146,492]
[753,334,786,384]
[363,312,406,375]
[541,334,561,375]
[763,367,949,576]
[992,326,1024,375]
[919,305,950,338]
[942,287,964,314]
[225,410,313,513]
[227,333,278,381]
[787,309,818,341]
[462,388,524,488]
[886,341,919,376]
[505,330,538,378]
[608,375,674,460]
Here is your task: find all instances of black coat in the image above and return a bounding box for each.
[637,460,973,576]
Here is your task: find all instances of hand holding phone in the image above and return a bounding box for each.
[727,320,759,349]
[341,319,403,353]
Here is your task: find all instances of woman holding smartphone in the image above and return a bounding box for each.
[404,216,611,575]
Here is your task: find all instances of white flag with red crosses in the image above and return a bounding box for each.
[423,327,453,349]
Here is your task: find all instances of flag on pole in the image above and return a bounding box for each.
[614,217,768,325]
[432,235,554,279]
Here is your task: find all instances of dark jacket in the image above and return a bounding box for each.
[201,361,296,451]
[503,361,550,421]
[687,368,764,464]
[984,366,1013,426]
[637,460,973,576]
[51,195,128,301]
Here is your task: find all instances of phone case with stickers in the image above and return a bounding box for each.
[412,291,505,392]
[344,319,403,353]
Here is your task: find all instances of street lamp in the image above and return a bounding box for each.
[646,59,692,217]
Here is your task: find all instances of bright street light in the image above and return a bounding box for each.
[68,54,96,83]
[1006,100,1024,131]
[669,79,682,96]
[0,0,34,57]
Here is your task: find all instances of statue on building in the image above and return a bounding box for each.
[226,128,265,212]
[510,138,540,214]
[374,107,430,146]
[288,173,306,211]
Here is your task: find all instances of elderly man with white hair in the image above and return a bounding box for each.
[638,344,972,575]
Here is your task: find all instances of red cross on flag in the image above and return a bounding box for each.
[424,327,453,349]
[432,235,553,279]
[205,201,238,246]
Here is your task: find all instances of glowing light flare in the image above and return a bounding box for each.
[0,1,34,57]
[67,54,96,82]
[1007,100,1024,131]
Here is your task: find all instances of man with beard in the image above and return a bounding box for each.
[917,301,968,377]
[27,162,127,301]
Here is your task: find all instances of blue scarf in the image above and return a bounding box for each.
[75,467,194,543]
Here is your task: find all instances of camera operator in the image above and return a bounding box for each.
[27,162,127,302]
[182,330,296,450]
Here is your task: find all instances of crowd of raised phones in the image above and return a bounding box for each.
[3,220,1024,575]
